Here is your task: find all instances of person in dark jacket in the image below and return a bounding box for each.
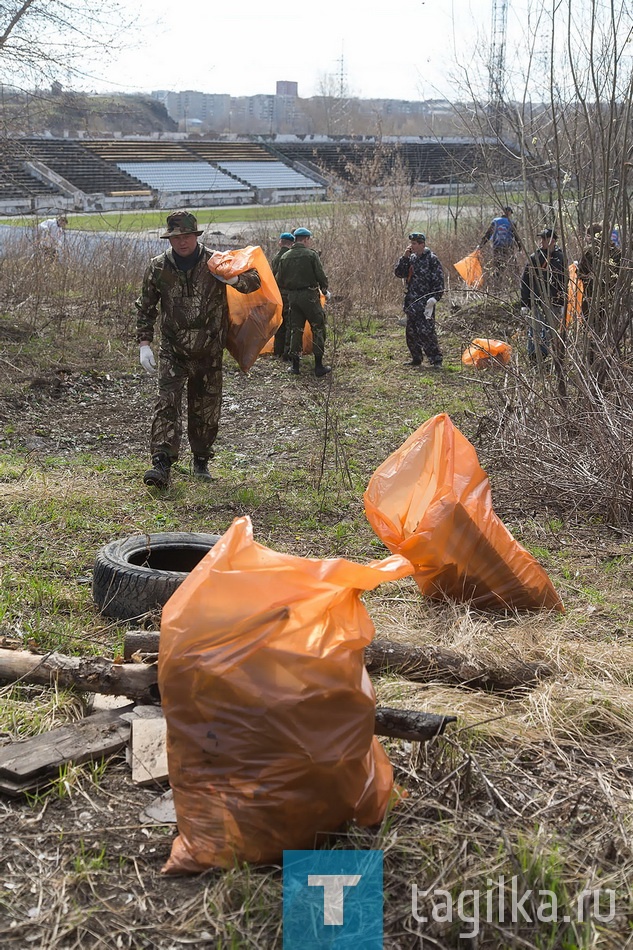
[136,210,260,488]
[577,222,621,319]
[275,227,331,377]
[479,206,522,279]
[270,231,295,359]
[394,231,444,367]
[520,227,567,361]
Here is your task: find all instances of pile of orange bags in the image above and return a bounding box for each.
[208,245,282,372]
[461,338,512,368]
[364,413,563,612]
[158,515,413,874]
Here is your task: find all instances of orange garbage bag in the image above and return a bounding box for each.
[462,338,512,368]
[454,249,484,289]
[158,515,413,874]
[364,414,563,612]
[259,289,322,357]
[208,245,282,372]
[566,261,584,326]
[259,321,313,355]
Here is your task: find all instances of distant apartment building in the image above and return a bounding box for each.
[151,90,231,131]
[151,85,453,136]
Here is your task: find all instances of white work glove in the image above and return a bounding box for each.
[139,343,157,374]
[520,306,530,317]
[324,290,331,301]
[424,297,437,318]
[213,273,238,285]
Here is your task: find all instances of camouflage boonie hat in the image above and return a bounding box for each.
[161,210,204,239]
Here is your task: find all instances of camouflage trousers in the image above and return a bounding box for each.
[273,292,290,357]
[405,308,443,365]
[150,345,222,461]
[287,288,326,359]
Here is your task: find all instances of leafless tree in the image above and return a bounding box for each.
[0,0,137,87]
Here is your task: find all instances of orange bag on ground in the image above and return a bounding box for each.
[158,515,413,873]
[462,338,512,368]
[208,246,282,372]
[454,249,484,289]
[364,414,563,612]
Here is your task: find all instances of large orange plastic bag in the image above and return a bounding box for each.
[364,414,563,612]
[462,338,512,368]
[454,249,484,289]
[259,321,313,355]
[158,515,413,874]
[208,246,282,372]
[260,290,321,357]
[566,261,584,326]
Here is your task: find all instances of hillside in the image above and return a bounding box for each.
[0,90,178,138]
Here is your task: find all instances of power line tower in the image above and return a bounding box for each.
[488,0,508,135]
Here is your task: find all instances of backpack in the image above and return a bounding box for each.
[491,216,514,249]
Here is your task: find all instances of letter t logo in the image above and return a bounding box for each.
[307,875,362,925]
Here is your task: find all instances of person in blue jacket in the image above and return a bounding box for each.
[479,206,522,278]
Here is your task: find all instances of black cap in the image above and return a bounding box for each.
[503,206,513,215]
[538,227,557,240]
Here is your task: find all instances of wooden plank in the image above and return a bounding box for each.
[0,705,134,780]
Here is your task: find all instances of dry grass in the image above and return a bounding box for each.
[1,212,633,948]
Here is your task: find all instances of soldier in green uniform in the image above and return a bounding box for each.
[136,210,260,489]
[270,231,295,359]
[275,227,331,377]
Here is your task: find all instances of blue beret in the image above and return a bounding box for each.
[280,232,295,241]
[293,227,312,237]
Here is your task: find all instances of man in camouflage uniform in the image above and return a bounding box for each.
[270,231,295,359]
[136,210,260,488]
[394,232,444,367]
[275,227,331,377]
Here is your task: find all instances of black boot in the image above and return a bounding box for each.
[193,456,212,481]
[143,453,171,489]
[288,355,300,375]
[314,355,331,378]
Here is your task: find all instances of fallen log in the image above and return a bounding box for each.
[0,648,159,705]
[0,649,455,744]
[366,638,548,691]
[375,707,455,741]
[123,631,547,691]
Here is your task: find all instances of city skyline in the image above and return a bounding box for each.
[83,0,502,104]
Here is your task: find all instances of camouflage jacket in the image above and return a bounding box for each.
[135,244,260,359]
[520,247,567,309]
[275,243,328,292]
[394,248,444,316]
[270,246,291,278]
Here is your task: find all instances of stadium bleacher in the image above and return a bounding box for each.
[0,156,60,201]
[0,135,517,213]
[116,161,252,194]
[16,139,150,196]
[272,139,498,185]
[216,161,322,191]
[84,141,197,163]
[185,142,276,163]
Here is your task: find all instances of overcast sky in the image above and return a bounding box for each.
[85,0,505,102]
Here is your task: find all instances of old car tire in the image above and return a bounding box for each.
[93,531,221,621]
